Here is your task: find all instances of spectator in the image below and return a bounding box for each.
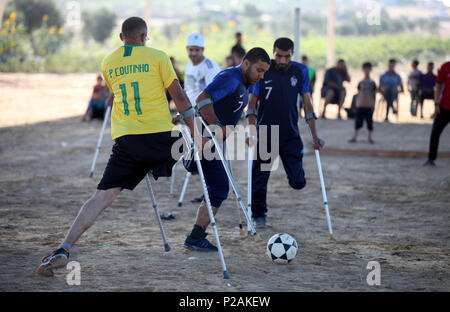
[302,55,316,94]
[408,59,422,116]
[166,56,184,107]
[379,59,404,122]
[82,87,106,121]
[225,55,234,68]
[231,32,245,55]
[93,74,110,101]
[231,45,246,66]
[349,62,377,144]
[419,62,437,119]
[321,59,351,119]
[424,61,450,166]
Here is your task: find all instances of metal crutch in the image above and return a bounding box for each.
[307,127,334,239]
[145,172,171,252]
[89,105,112,178]
[179,127,230,279]
[177,171,191,207]
[197,116,261,242]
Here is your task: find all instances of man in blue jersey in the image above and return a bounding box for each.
[183,48,271,252]
[246,38,322,228]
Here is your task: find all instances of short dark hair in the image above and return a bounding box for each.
[243,47,270,65]
[389,58,397,64]
[273,37,294,52]
[412,59,419,66]
[231,45,246,58]
[428,61,434,66]
[362,62,372,69]
[337,59,345,64]
[121,17,147,39]
[302,55,308,61]
[236,32,242,37]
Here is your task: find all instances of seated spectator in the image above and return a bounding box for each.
[321,59,351,120]
[82,87,106,121]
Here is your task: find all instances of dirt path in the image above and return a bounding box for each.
[0,73,449,292]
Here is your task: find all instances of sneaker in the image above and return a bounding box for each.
[423,159,436,167]
[368,139,375,144]
[253,217,267,229]
[183,233,218,252]
[190,195,204,203]
[37,248,70,276]
[348,138,357,143]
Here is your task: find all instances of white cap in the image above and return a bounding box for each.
[187,33,204,48]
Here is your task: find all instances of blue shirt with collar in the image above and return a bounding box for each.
[250,60,310,139]
[205,66,252,126]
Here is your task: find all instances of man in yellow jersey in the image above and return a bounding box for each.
[37,17,203,276]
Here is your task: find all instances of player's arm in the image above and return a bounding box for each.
[167,80,207,147]
[302,92,322,150]
[433,82,442,117]
[300,66,322,150]
[245,93,259,146]
[196,90,230,140]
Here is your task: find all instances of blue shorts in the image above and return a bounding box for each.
[201,157,229,208]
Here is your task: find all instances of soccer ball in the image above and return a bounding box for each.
[266,233,298,264]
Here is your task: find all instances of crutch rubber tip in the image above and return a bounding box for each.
[329,234,335,241]
[178,203,182,207]
[89,172,94,179]
[239,228,245,236]
[164,243,171,252]
[253,234,262,242]
[223,270,231,279]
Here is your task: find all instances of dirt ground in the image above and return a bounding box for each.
[0,73,449,292]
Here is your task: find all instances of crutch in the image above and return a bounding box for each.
[177,171,191,207]
[198,116,261,242]
[225,144,245,236]
[169,161,178,197]
[307,127,334,239]
[89,105,112,178]
[179,125,230,279]
[247,144,255,235]
[145,172,171,252]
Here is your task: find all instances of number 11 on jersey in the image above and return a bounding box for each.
[119,81,143,116]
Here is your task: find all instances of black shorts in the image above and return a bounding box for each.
[355,107,374,131]
[420,90,434,103]
[98,131,181,191]
[90,106,106,119]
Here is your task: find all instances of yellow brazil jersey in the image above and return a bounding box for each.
[101,45,177,139]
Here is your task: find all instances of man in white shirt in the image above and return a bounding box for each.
[184,33,221,203]
[184,33,221,107]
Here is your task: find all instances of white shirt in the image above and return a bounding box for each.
[184,56,221,106]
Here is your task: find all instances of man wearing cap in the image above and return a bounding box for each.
[184,33,222,203]
[185,33,221,108]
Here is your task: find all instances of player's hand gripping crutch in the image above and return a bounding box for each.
[307,127,334,239]
[178,124,230,279]
[89,105,112,178]
[197,116,261,242]
[145,172,171,252]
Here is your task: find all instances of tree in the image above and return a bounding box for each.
[82,8,116,44]
[12,0,63,54]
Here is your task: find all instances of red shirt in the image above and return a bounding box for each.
[436,61,450,110]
